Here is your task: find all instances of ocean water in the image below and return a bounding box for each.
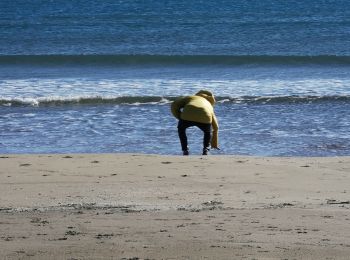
[1,0,350,156]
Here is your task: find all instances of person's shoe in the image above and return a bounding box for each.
[202,148,210,155]
[183,150,189,156]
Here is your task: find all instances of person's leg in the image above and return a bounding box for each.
[197,123,212,155]
[177,120,192,154]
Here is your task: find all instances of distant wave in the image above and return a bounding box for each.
[2,95,350,107]
[219,95,350,104]
[1,54,350,66]
[0,96,172,107]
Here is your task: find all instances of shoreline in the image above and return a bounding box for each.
[1,154,350,259]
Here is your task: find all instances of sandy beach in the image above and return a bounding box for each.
[1,154,350,259]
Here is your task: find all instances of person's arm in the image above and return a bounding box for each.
[171,97,188,120]
[211,113,219,149]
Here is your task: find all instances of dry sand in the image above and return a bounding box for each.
[0,154,350,259]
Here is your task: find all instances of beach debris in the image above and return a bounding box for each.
[1,236,14,241]
[202,200,224,210]
[95,233,114,239]
[326,199,350,205]
[65,230,80,236]
[161,161,172,164]
[0,203,146,214]
[202,200,223,206]
[267,203,295,209]
[62,156,73,158]
[30,217,49,226]
[0,207,12,212]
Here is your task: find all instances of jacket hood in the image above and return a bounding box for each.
[195,90,216,105]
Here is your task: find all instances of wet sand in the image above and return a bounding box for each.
[1,154,350,259]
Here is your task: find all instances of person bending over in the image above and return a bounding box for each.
[171,90,219,155]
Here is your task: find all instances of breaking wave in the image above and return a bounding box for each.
[2,95,350,107]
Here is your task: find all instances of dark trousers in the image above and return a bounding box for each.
[178,119,211,151]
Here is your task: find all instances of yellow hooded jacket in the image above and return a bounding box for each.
[171,90,219,148]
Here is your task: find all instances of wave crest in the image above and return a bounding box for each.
[2,95,350,107]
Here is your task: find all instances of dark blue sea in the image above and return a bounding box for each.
[1,0,350,156]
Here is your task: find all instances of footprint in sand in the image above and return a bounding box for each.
[19,163,31,167]
[161,161,172,164]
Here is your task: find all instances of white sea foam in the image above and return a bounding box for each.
[2,77,350,101]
